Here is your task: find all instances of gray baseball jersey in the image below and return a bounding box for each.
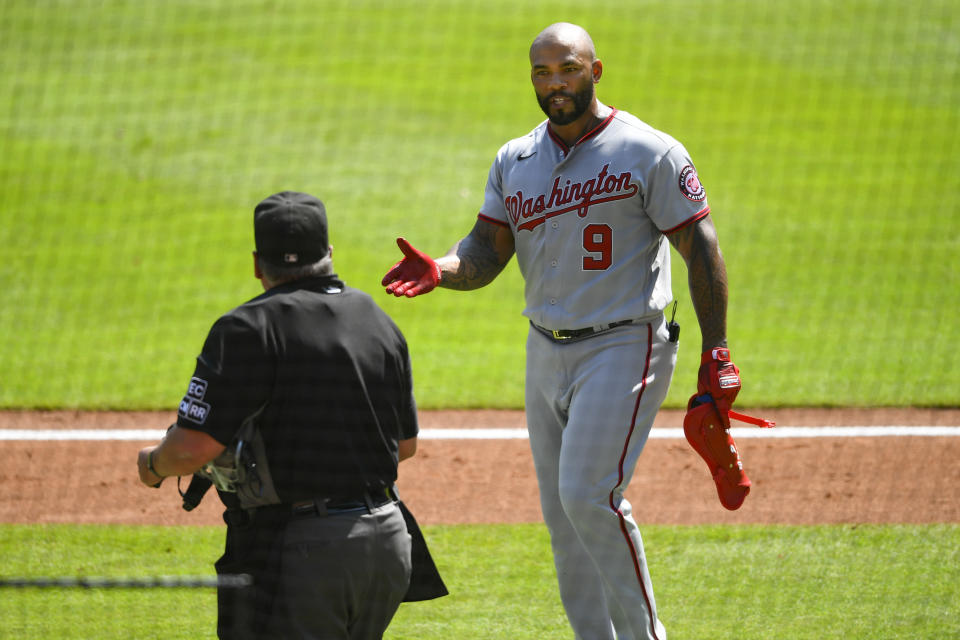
[479,107,709,330]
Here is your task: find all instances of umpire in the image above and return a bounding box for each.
[136,191,434,639]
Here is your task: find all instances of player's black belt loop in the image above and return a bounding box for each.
[531,319,637,344]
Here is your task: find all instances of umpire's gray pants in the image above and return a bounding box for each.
[268,502,412,639]
[217,501,411,640]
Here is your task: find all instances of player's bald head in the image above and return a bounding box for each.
[530,23,597,62]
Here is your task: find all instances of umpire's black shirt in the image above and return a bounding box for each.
[175,274,418,502]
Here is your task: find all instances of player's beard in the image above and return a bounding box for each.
[537,83,594,126]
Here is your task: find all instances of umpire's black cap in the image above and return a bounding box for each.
[254,191,329,266]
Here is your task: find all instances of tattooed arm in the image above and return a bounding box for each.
[437,219,516,291]
[381,219,515,297]
[667,214,729,352]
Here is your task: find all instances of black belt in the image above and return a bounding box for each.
[290,487,396,519]
[531,318,639,343]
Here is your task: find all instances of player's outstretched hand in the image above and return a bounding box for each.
[697,347,741,426]
[382,237,441,297]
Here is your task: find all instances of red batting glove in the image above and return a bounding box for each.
[381,237,442,297]
[697,347,741,425]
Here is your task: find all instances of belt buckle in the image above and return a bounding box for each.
[292,500,325,518]
[551,329,568,340]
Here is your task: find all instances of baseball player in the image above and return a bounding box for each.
[382,23,749,640]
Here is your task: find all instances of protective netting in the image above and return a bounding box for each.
[0,1,957,636]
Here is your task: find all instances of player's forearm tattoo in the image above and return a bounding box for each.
[688,246,728,351]
[440,222,511,291]
[670,220,728,351]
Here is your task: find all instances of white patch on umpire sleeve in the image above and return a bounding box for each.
[179,397,211,425]
[187,377,208,399]
[179,377,211,424]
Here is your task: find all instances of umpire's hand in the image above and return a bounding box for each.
[137,446,163,488]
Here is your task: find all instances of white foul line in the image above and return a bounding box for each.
[0,429,169,441]
[422,426,960,439]
[0,426,959,441]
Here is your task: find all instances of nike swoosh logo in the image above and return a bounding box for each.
[517,151,537,161]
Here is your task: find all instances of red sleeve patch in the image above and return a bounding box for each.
[679,165,706,202]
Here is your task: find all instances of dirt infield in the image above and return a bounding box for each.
[1,408,959,527]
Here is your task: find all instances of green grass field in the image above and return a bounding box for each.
[1,0,957,410]
[2,523,958,639]
[1,2,958,639]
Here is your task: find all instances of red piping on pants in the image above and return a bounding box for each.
[608,322,661,640]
